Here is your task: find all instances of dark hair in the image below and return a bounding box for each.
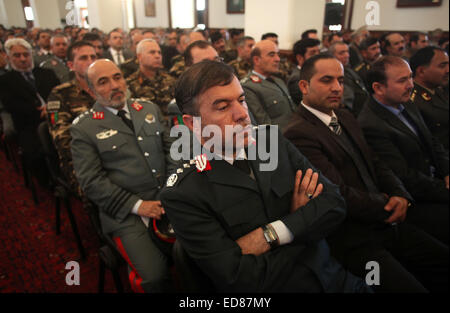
[36,29,51,41]
[230,29,243,38]
[237,36,254,47]
[184,40,213,66]
[293,38,321,64]
[301,29,318,40]
[410,46,446,76]
[82,32,102,42]
[328,32,342,43]
[108,29,122,39]
[175,60,235,115]
[366,56,408,94]
[210,31,223,44]
[409,32,427,45]
[300,53,336,82]
[67,40,94,62]
[261,33,278,40]
[381,32,403,54]
[359,36,379,51]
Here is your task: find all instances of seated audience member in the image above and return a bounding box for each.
[242,40,296,131]
[349,26,370,68]
[160,60,371,293]
[71,59,177,293]
[210,32,228,60]
[169,31,206,78]
[228,36,255,80]
[33,29,52,65]
[329,42,369,117]
[119,32,142,78]
[82,32,105,59]
[0,38,60,185]
[354,37,382,88]
[382,33,407,59]
[409,46,449,151]
[126,39,176,121]
[358,56,449,243]
[261,32,292,82]
[40,34,71,83]
[288,39,321,105]
[226,28,244,52]
[284,54,449,292]
[301,29,319,40]
[406,32,429,59]
[103,29,133,65]
[46,41,97,195]
[0,41,9,75]
[184,40,220,67]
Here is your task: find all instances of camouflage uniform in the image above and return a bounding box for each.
[46,79,96,195]
[228,58,252,80]
[120,57,139,79]
[126,69,176,122]
[169,55,186,79]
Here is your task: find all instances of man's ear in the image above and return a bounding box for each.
[372,82,384,96]
[298,80,309,95]
[415,65,426,78]
[296,55,304,67]
[182,114,194,131]
[67,60,74,71]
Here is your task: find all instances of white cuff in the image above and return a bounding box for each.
[270,220,294,245]
[132,199,143,215]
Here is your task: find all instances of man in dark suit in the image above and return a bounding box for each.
[0,38,60,184]
[410,46,449,150]
[358,56,449,244]
[103,29,133,66]
[284,54,448,292]
[160,60,371,293]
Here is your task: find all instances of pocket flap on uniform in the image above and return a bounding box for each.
[97,135,127,152]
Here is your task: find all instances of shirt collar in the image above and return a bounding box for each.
[302,101,337,127]
[213,148,247,165]
[104,102,130,116]
[373,96,405,116]
[252,70,267,80]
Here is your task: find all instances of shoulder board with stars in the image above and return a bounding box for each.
[165,162,196,188]
[240,76,249,84]
[250,75,262,83]
[72,109,94,125]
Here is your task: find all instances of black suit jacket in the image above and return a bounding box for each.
[161,127,369,293]
[358,97,449,203]
[284,106,412,251]
[0,68,59,138]
[103,48,134,64]
[287,66,303,106]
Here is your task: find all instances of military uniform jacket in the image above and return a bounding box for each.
[242,73,296,131]
[343,67,369,118]
[358,97,449,203]
[411,83,449,150]
[40,56,72,83]
[228,58,251,80]
[120,57,139,79]
[161,127,368,293]
[126,69,176,119]
[46,79,96,194]
[70,99,178,233]
[169,56,186,79]
[354,61,371,90]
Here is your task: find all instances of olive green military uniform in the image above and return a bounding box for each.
[228,58,251,80]
[40,56,72,83]
[120,57,139,79]
[46,79,95,195]
[411,83,449,150]
[241,72,296,131]
[126,70,176,122]
[169,55,186,79]
[354,61,371,90]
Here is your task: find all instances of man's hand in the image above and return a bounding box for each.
[291,169,323,213]
[137,201,165,220]
[384,196,409,224]
[38,105,47,119]
[445,176,449,190]
[236,228,270,256]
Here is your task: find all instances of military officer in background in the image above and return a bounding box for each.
[46,41,97,195]
[410,46,449,150]
[354,37,382,89]
[169,31,206,79]
[242,40,296,131]
[71,59,177,293]
[228,36,255,80]
[40,34,71,83]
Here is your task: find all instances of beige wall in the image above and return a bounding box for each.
[0,0,26,28]
[209,0,245,29]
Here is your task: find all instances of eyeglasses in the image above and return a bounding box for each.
[214,56,224,63]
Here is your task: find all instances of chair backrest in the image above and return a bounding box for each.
[37,121,61,181]
[172,240,215,293]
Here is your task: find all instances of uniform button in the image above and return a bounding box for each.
[158,186,161,190]
[112,146,117,150]
[436,123,441,127]
[273,100,278,104]
[144,152,150,157]
[138,136,143,141]
[152,169,156,173]
[156,131,160,136]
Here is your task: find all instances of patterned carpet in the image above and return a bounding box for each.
[0,147,130,293]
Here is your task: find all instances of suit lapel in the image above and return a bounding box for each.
[206,159,260,193]
[13,70,36,96]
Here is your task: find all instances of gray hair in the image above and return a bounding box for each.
[328,41,348,56]
[50,33,69,46]
[5,38,32,56]
[136,38,158,55]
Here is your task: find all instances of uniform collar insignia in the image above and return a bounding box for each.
[132,102,143,111]
[93,112,105,120]
[195,154,212,173]
[422,92,432,101]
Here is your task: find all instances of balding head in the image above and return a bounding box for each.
[87,59,127,109]
[251,40,280,77]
